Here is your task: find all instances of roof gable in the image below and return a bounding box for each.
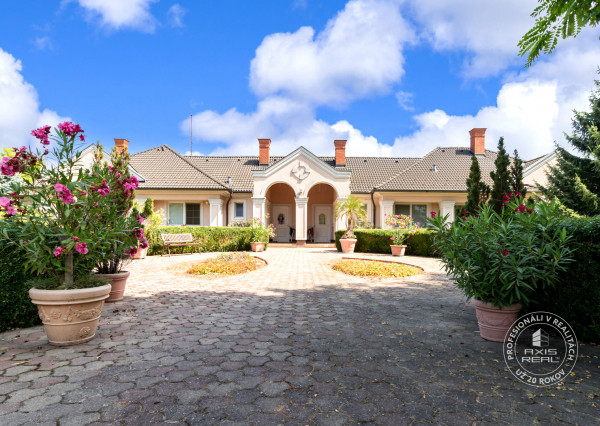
[251,146,351,179]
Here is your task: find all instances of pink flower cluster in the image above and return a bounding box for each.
[122,175,139,196]
[75,242,88,254]
[430,211,436,218]
[53,246,63,258]
[503,192,523,205]
[54,183,75,204]
[91,179,111,197]
[57,121,83,137]
[31,125,52,146]
[0,196,17,216]
[515,204,533,214]
[1,146,28,176]
[125,246,138,256]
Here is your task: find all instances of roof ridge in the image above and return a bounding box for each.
[376,147,442,189]
[162,145,230,191]
[130,144,173,157]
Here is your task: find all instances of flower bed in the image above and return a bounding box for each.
[186,253,264,276]
[331,259,422,278]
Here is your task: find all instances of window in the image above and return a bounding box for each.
[234,202,244,219]
[319,213,326,225]
[169,202,202,226]
[186,203,201,225]
[393,203,428,227]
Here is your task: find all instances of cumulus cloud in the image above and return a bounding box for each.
[75,0,158,33]
[408,0,537,78]
[167,4,186,27]
[249,0,415,106]
[0,49,68,151]
[395,90,414,111]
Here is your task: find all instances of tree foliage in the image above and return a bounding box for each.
[540,76,600,215]
[518,0,600,67]
[335,195,366,239]
[489,137,512,214]
[511,149,528,198]
[465,155,490,215]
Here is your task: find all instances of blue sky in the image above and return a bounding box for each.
[0,0,598,160]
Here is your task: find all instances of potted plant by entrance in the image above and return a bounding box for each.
[428,199,573,342]
[249,216,276,252]
[0,122,140,346]
[385,213,418,256]
[92,145,147,302]
[335,195,367,254]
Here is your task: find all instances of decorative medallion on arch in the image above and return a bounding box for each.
[292,161,311,181]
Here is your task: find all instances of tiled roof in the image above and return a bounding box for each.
[377,148,510,191]
[129,145,228,190]
[131,144,544,193]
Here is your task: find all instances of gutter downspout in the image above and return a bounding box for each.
[371,190,376,228]
[225,189,233,226]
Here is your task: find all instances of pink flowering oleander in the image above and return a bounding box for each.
[4,205,17,216]
[0,197,10,207]
[75,242,88,255]
[139,239,149,249]
[430,211,436,218]
[57,121,83,137]
[53,247,63,258]
[54,183,68,192]
[125,246,138,256]
[31,125,52,145]
[134,228,144,239]
[137,215,144,224]
[79,134,85,142]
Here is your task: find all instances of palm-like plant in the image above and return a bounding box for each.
[335,195,367,239]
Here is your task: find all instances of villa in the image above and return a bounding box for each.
[88,128,554,244]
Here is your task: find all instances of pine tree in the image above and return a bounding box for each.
[465,155,490,215]
[540,76,600,216]
[489,137,512,214]
[510,149,527,198]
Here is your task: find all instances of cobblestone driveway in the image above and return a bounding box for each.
[1,248,599,425]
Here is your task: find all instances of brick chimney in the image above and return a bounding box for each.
[469,128,486,155]
[258,138,271,165]
[114,138,129,154]
[334,139,347,166]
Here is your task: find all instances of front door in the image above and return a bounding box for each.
[272,205,291,243]
[314,205,332,243]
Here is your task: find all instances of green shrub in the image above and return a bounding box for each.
[528,216,600,342]
[335,228,436,256]
[146,226,260,255]
[0,233,40,332]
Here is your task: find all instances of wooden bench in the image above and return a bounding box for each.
[160,233,201,256]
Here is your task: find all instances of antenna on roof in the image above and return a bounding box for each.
[190,114,193,155]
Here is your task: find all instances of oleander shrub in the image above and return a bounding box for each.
[335,228,436,256]
[146,226,259,255]
[0,232,40,332]
[527,215,600,342]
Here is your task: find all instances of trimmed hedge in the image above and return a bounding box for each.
[335,228,437,257]
[528,216,600,342]
[0,234,40,332]
[147,226,261,255]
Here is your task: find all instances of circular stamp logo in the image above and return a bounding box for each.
[503,311,578,387]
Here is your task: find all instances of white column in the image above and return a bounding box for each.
[251,197,266,223]
[295,197,308,244]
[440,200,456,223]
[381,200,394,229]
[208,198,223,227]
[365,200,372,226]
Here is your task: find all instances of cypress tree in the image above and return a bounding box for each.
[489,137,512,213]
[510,149,527,198]
[465,155,490,214]
[540,76,600,216]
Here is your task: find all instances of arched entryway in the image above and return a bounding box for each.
[265,182,296,243]
[307,183,337,243]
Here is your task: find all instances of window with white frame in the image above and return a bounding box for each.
[169,202,202,226]
[233,201,245,220]
[393,203,428,227]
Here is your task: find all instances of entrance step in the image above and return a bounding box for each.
[269,242,337,248]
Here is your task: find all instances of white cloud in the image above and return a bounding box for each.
[34,36,53,50]
[0,49,69,151]
[167,4,186,27]
[249,0,415,106]
[75,0,158,33]
[395,90,414,111]
[408,0,537,78]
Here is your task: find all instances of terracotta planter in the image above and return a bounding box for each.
[96,271,130,302]
[250,242,265,252]
[132,247,148,259]
[472,299,522,342]
[390,245,407,256]
[29,284,111,346]
[340,238,357,254]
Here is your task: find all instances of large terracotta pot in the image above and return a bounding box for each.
[29,284,111,346]
[250,242,265,252]
[390,245,407,256]
[96,271,130,302]
[472,299,522,342]
[132,247,148,259]
[340,238,357,254]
